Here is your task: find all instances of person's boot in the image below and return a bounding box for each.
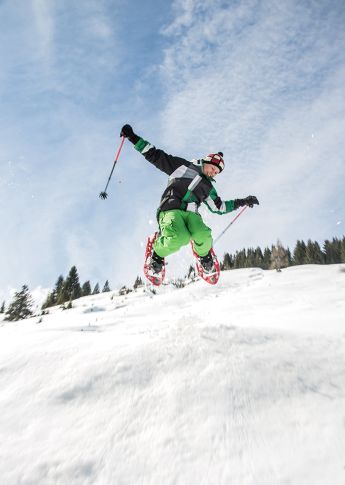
[199,251,215,273]
[150,251,165,274]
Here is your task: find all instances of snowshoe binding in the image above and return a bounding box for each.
[144,232,166,286]
[191,243,220,285]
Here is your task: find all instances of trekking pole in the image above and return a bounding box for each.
[214,205,248,244]
[99,136,126,199]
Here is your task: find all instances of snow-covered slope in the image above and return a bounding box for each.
[1,265,345,485]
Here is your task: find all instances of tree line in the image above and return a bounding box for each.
[1,266,111,322]
[220,237,345,271]
[41,266,111,310]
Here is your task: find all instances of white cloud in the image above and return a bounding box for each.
[31,0,55,65]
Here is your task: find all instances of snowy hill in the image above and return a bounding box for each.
[1,265,345,485]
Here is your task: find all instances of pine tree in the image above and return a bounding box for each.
[42,292,56,310]
[102,280,111,292]
[64,266,82,300]
[323,238,342,264]
[306,240,324,264]
[133,276,144,289]
[246,248,256,268]
[332,237,342,263]
[5,285,34,321]
[323,240,332,263]
[92,283,100,295]
[222,253,232,270]
[57,284,70,305]
[54,275,65,303]
[81,281,92,297]
[119,285,132,295]
[287,248,292,266]
[292,240,307,265]
[42,275,65,309]
[233,249,246,268]
[341,237,345,264]
[263,247,272,269]
[0,301,5,313]
[254,247,264,268]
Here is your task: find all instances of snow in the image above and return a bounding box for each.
[1,265,345,485]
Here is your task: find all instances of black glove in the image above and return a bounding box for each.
[120,124,140,145]
[234,195,259,209]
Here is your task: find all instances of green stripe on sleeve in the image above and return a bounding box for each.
[134,138,150,153]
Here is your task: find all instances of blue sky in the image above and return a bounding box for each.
[1,0,345,301]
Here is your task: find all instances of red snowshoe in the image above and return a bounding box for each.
[144,232,166,286]
[191,243,220,285]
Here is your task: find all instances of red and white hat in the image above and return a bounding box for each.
[202,152,225,172]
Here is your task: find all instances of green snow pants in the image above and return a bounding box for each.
[154,209,213,258]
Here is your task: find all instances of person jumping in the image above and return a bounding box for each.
[120,124,259,279]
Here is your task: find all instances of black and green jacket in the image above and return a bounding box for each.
[135,138,235,215]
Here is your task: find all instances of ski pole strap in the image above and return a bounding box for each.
[214,205,248,244]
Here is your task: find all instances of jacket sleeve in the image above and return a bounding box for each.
[134,138,188,175]
[203,186,235,215]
